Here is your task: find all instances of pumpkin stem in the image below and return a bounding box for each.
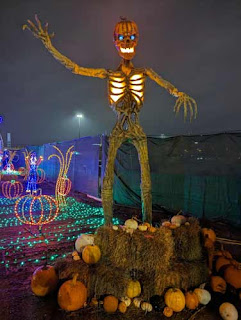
[72,273,78,285]
[120,16,127,21]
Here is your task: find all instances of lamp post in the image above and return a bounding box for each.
[76,114,83,139]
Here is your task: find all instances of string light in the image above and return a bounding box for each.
[36,168,45,184]
[14,191,59,226]
[48,146,74,207]
[2,180,23,199]
[0,197,121,270]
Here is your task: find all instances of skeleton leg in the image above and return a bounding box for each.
[102,135,123,224]
[132,137,152,223]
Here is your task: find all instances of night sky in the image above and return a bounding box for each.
[1,0,241,146]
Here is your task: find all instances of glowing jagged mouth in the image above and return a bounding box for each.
[120,47,134,53]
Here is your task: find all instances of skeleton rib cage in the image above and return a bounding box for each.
[109,69,145,116]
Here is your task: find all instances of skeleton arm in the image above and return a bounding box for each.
[146,68,197,121]
[23,15,107,79]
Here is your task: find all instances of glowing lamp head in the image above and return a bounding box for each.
[113,17,139,60]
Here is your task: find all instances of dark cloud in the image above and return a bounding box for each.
[1,0,241,146]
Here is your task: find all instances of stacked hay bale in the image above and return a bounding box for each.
[55,217,208,300]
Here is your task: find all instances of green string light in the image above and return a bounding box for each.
[0,196,121,270]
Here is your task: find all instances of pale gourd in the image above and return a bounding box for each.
[75,234,94,253]
[133,297,142,308]
[219,302,238,320]
[125,219,138,230]
[141,302,152,312]
[120,296,131,307]
[193,288,211,305]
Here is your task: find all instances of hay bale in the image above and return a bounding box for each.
[95,226,174,274]
[154,260,208,295]
[55,255,90,287]
[172,218,203,261]
[89,263,131,299]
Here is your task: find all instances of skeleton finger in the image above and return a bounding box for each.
[35,14,44,32]
[174,97,182,113]
[192,98,198,119]
[175,99,183,116]
[44,22,49,33]
[27,19,39,33]
[183,99,187,122]
[187,99,194,122]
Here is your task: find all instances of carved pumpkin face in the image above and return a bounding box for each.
[113,19,139,60]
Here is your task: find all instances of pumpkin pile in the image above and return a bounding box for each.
[200,228,240,319]
[31,217,241,317]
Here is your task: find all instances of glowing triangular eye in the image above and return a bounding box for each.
[130,34,135,40]
[118,35,124,40]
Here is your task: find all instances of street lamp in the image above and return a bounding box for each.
[76,114,83,139]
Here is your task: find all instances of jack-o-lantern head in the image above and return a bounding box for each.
[113,17,139,60]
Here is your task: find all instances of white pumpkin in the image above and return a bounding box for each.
[133,297,142,308]
[171,215,186,225]
[141,302,153,312]
[75,234,95,253]
[120,296,131,307]
[194,288,211,305]
[125,219,138,230]
[219,303,238,320]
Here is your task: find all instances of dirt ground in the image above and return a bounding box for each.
[0,183,240,320]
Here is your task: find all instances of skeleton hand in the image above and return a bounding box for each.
[174,92,197,122]
[23,15,54,46]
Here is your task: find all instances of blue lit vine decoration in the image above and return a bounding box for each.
[0,116,3,124]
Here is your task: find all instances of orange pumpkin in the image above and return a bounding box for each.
[143,222,151,228]
[103,295,118,313]
[163,307,173,317]
[210,276,227,294]
[31,265,58,296]
[224,264,241,289]
[148,226,156,233]
[118,301,127,313]
[202,228,216,242]
[216,256,232,272]
[162,221,171,227]
[204,237,215,249]
[185,291,199,310]
[164,288,185,312]
[57,274,87,311]
[215,250,232,259]
[82,245,101,264]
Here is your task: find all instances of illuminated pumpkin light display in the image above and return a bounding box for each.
[57,176,72,196]
[2,180,23,199]
[48,145,74,207]
[14,192,59,226]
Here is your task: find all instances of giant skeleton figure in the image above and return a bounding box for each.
[24,16,197,224]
